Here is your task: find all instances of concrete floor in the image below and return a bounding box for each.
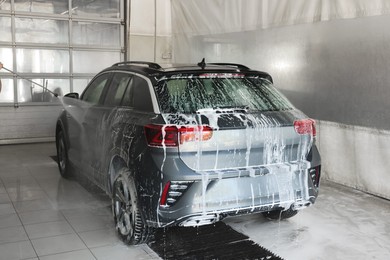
[0,142,389,259]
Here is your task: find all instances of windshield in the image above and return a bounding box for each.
[154,74,294,114]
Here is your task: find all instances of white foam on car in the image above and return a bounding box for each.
[161,110,314,216]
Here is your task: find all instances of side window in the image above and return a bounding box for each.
[121,76,134,107]
[132,76,154,112]
[104,73,132,107]
[81,73,110,104]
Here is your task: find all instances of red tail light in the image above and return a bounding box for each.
[160,181,171,206]
[144,125,178,147]
[144,124,213,147]
[294,119,316,137]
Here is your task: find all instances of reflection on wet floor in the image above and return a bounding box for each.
[0,143,158,260]
[1,142,390,259]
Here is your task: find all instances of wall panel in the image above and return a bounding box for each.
[171,0,390,198]
[318,120,390,200]
[0,105,61,143]
[172,1,390,130]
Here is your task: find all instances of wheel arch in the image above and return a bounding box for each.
[107,155,128,196]
[55,121,62,138]
[55,120,68,146]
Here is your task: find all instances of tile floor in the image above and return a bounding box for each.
[0,143,159,260]
[1,142,390,260]
[225,178,390,260]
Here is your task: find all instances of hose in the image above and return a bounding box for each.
[0,62,59,98]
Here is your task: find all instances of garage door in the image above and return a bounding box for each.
[0,0,126,104]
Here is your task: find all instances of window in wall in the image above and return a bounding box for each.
[71,0,120,18]
[73,51,120,73]
[0,48,13,69]
[0,17,11,42]
[0,0,125,104]
[0,0,11,11]
[17,78,69,102]
[14,0,68,15]
[0,48,13,103]
[72,21,120,48]
[0,78,14,103]
[16,48,69,73]
[15,18,68,44]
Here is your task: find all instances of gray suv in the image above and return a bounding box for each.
[55,61,321,244]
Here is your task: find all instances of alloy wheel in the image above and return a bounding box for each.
[58,134,66,172]
[114,178,136,237]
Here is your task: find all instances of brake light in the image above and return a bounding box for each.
[144,125,178,147]
[144,124,213,147]
[294,119,316,137]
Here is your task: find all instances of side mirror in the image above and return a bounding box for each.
[64,92,79,99]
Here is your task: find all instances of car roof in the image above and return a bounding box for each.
[103,61,273,83]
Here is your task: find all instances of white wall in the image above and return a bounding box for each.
[0,105,61,144]
[171,0,390,199]
[318,121,390,200]
[129,0,172,63]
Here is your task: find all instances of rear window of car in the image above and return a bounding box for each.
[154,74,294,114]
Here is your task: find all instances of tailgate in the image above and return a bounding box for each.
[164,110,314,171]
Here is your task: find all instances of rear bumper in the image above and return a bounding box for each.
[151,161,320,227]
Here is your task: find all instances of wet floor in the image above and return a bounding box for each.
[0,142,390,259]
[225,181,390,260]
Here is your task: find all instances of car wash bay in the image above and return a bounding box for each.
[2,0,390,259]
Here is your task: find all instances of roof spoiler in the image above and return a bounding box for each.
[197,58,250,71]
[209,63,250,70]
[112,61,162,70]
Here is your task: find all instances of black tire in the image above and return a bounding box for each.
[262,207,298,220]
[112,170,153,245]
[56,129,72,178]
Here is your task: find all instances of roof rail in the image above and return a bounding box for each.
[112,61,162,70]
[209,63,250,70]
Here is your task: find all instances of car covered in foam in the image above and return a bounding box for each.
[55,61,321,244]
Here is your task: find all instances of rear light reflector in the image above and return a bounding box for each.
[294,119,316,137]
[309,165,321,188]
[144,124,213,147]
[160,181,171,206]
[160,181,193,207]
